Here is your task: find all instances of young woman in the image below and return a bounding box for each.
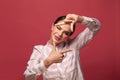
[24,14,101,80]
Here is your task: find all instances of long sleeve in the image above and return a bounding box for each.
[70,16,101,49]
[24,45,47,80]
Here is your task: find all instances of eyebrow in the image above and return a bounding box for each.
[55,23,65,26]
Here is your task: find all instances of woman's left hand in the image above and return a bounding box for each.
[64,14,84,32]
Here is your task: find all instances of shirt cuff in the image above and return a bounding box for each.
[38,60,47,72]
[81,16,101,32]
[81,16,93,25]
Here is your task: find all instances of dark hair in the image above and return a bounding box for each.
[54,16,76,36]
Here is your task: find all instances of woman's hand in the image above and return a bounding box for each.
[44,43,72,68]
[64,14,84,32]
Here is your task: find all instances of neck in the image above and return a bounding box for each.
[48,39,62,46]
[48,39,54,45]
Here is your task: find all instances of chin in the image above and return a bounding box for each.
[54,40,60,44]
[52,36,63,45]
[53,39,62,45]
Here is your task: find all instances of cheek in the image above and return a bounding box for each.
[52,28,58,33]
[51,30,57,36]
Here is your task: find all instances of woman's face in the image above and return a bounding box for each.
[51,21,72,45]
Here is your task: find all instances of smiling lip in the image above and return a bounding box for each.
[54,35,61,41]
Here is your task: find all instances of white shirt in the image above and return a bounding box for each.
[24,16,101,80]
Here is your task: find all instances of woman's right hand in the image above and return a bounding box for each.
[44,43,72,68]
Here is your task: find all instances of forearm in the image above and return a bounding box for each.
[71,15,102,49]
[77,15,84,23]
[81,16,101,32]
[24,60,47,80]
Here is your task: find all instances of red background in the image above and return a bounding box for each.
[0,0,119,80]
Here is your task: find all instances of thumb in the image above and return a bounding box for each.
[52,42,56,51]
[70,20,75,32]
[64,19,73,24]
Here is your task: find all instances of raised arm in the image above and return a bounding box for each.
[65,14,101,49]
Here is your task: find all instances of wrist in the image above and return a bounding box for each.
[44,58,53,68]
[78,16,84,23]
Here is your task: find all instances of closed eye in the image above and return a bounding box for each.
[56,25,62,30]
[64,31,71,36]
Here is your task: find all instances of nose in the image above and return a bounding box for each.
[58,31,63,37]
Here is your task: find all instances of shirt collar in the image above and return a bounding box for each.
[46,41,66,49]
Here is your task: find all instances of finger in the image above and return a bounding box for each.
[61,49,72,54]
[60,54,64,58]
[70,22,74,32]
[55,24,65,27]
[66,14,74,20]
[53,42,56,47]
[64,20,73,24]
[58,60,62,63]
[52,42,56,51]
[70,20,76,32]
